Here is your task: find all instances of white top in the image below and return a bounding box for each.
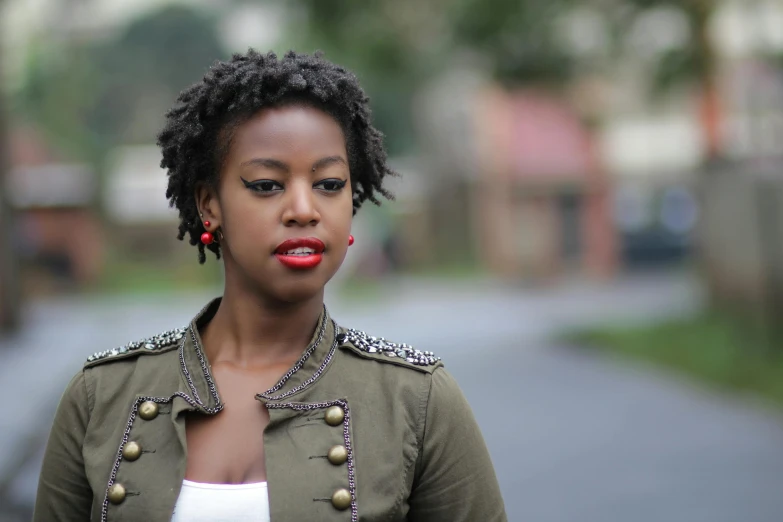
[171,480,270,522]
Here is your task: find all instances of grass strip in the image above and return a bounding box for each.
[565,313,783,409]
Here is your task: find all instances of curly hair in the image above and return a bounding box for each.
[157,50,396,263]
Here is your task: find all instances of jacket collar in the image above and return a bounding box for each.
[177,298,337,413]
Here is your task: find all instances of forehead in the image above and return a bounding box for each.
[227,104,347,161]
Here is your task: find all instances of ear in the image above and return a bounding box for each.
[195,182,221,228]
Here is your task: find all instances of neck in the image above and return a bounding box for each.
[201,279,325,367]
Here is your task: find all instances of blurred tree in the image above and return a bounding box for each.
[14,0,722,162]
[20,40,103,163]
[291,0,581,152]
[16,5,227,165]
[0,0,21,334]
[290,0,456,154]
[15,0,590,161]
[450,0,577,86]
[603,0,720,158]
[453,0,721,161]
[90,5,227,145]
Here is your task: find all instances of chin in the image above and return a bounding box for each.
[263,275,330,305]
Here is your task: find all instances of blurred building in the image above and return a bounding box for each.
[565,8,706,271]
[560,0,783,274]
[8,127,103,293]
[414,66,617,282]
[473,88,617,280]
[699,1,783,321]
[103,145,189,263]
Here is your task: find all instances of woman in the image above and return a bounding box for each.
[34,50,507,522]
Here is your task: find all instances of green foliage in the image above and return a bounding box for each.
[288,0,582,149]
[652,47,701,94]
[288,0,450,154]
[568,312,783,409]
[98,241,223,295]
[91,5,227,145]
[451,0,576,85]
[603,0,716,95]
[11,0,722,165]
[98,258,222,295]
[14,5,227,165]
[17,41,104,162]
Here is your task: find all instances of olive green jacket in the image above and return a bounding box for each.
[34,300,507,521]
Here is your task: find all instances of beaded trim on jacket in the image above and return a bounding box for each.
[86,328,187,363]
[340,329,441,366]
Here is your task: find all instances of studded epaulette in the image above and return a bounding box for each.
[339,328,442,368]
[85,327,188,366]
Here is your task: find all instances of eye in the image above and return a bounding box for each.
[241,177,283,194]
[314,179,347,192]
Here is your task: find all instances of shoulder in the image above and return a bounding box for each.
[84,326,188,369]
[336,326,443,374]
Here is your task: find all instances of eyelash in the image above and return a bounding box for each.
[240,177,347,195]
[315,179,347,192]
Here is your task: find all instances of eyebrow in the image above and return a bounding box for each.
[311,155,348,171]
[239,158,289,171]
[239,156,347,173]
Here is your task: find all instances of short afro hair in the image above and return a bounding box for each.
[157,50,395,263]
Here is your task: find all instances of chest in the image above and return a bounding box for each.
[86,365,426,521]
[184,369,278,483]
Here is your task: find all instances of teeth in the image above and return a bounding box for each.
[283,247,316,255]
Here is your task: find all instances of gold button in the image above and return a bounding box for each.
[327,445,348,465]
[108,483,126,504]
[138,401,159,420]
[123,441,142,461]
[324,406,344,426]
[331,488,351,510]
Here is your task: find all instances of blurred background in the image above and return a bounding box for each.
[1,0,783,520]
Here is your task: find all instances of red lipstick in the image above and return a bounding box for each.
[274,237,325,270]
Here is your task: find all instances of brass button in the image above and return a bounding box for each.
[331,488,351,510]
[123,441,142,461]
[108,483,126,504]
[138,401,159,420]
[327,445,348,465]
[324,406,344,426]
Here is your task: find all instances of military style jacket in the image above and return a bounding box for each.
[33,299,507,522]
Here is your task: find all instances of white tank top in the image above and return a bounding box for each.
[171,480,270,522]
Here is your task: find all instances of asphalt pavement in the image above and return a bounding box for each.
[3,272,783,521]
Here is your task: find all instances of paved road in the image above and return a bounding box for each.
[3,272,783,521]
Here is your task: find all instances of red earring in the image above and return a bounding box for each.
[201,220,214,245]
[348,235,354,246]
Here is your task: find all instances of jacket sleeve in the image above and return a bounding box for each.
[408,367,507,522]
[33,370,94,521]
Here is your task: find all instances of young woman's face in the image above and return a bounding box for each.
[203,104,353,303]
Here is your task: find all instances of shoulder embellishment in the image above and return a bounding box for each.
[340,328,441,367]
[86,327,187,364]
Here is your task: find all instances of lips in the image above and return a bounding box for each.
[274,237,325,270]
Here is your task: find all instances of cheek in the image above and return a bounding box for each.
[333,195,354,232]
[222,193,277,240]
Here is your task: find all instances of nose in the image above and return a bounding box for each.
[281,180,320,227]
